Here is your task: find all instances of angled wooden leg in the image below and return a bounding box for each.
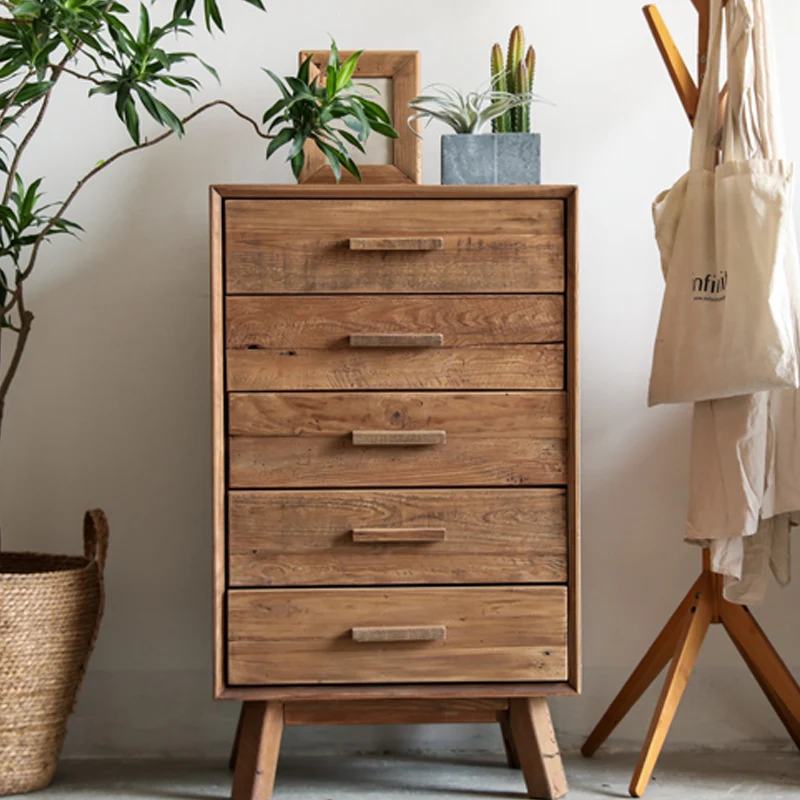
[509,697,568,799]
[721,600,800,750]
[629,585,713,798]
[229,704,245,771]
[231,701,284,800]
[582,574,705,757]
[498,711,521,769]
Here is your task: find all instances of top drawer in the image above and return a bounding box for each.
[225,199,565,294]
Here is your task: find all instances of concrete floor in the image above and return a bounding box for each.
[35,751,800,799]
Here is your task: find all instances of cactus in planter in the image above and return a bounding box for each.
[491,25,536,133]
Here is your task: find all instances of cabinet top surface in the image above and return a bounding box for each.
[211,184,578,201]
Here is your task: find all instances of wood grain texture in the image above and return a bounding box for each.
[349,333,444,348]
[566,187,581,693]
[217,682,579,703]
[231,701,284,800]
[225,294,565,391]
[227,344,564,392]
[225,199,565,294]
[227,392,567,488]
[284,699,507,726]
[228,488,568,587]
[210,187,226,700]
[349,237,443,250]
[228,587,568,685]
[227,296,564,349]
[510,697,569,799]
[352,430,446,447]
[351,527,447,543]
[215,185,578,200]
[352,625,447,643]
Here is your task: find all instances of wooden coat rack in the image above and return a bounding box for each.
[581,2,800,797]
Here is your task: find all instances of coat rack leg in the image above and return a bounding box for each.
[629,587,714,798]
[721,601,800,749]
[582,574,705,757]
[231,701,284,800]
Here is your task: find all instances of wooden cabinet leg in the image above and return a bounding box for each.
[498,711,521,769]
[231,701,284,800]
[229,704,245,771]
[629,588,713,798]
[509,697,568,800]
[582,574,705,757]
[721,600,800,750]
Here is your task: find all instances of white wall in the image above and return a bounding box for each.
[2,0,799,759]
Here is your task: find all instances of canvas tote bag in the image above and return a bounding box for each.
[648,0,800,406]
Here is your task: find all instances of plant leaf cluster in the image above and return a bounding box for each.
[408,83,542,136]
[264,41,398,182]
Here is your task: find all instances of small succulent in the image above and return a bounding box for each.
[264,40,399,182]
[491,25,537,133]
[408,83,536,136]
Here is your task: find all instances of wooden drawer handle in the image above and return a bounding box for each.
[352,625,447,643]
[352,527,447,543]
[349,237,444,251]
[349,333,444,348]
[352,430,446,447]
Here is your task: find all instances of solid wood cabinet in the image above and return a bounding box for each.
[211,185,580,800]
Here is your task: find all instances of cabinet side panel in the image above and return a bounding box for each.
[566,189,581,693]
[210,188,226,699]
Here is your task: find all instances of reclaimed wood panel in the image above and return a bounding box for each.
[228,586,568,685]
[228,489,568,586]
[225,295,564,391]
[225,199,565,294]
[227,392,567,488]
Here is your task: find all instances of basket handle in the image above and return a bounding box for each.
[83,508,109,575]
[71,509,109,715]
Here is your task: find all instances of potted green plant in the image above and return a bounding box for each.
[409,25,542,185]
[0,0,395,789]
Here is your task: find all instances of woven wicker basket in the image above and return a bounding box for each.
[0,509,108,796]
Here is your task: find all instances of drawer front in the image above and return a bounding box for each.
[225,199,565,294]
[227,586,568,685]
[228,489,568,586]
[226,295,564,391]
[227,392,567,488]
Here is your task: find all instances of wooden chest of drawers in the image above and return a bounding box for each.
[211,185,579,800]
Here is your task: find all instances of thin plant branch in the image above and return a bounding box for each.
[0,68,35,132]
[59,66,103,86]
[22,99,272,281]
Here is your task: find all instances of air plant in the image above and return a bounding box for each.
[491,25,536,132]
[408,84,536,136]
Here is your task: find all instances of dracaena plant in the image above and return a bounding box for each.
[0,0,276,472]
[263,42,399,182]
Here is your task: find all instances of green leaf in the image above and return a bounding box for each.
[297,54,312,85]
[367,119,399,139]
[138,3,150,44]
[336,50,361,91]
[329,40,340,70]
[262,98,286,124]
[263,68,292,101]
[266,127,294,160]
[290,149,305,180]
[358,97,392,125]
[326,64,336,100]
[337,128,365,154]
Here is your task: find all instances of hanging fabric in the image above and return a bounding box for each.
[648,0,800,407]
[684,0,798,603]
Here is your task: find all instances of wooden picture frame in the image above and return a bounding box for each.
[298,50,421,185]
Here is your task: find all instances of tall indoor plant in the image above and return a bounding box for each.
[0,0,396,792]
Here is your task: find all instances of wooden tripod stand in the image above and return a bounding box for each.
[581,2,800,797]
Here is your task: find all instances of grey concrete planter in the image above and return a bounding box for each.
[441,133,541,185]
